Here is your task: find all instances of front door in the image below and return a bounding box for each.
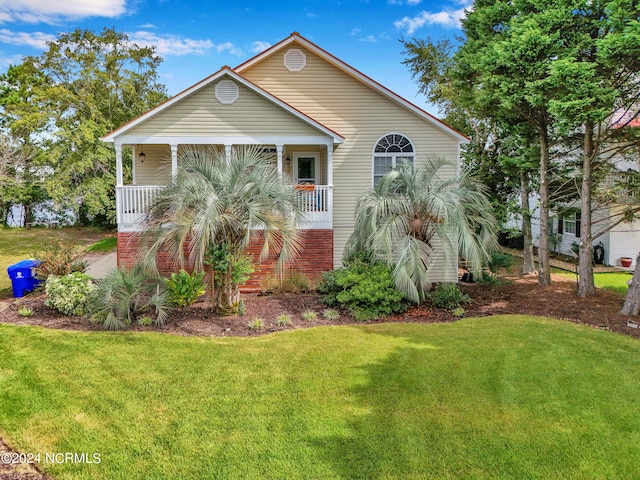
[294,153,320,184]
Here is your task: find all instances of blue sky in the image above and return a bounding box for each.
[0,0,471,115]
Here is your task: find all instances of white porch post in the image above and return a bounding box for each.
[276,144,284,177]
[326,143,333,186]
[170,144,178,178]
[131,146,137,184]
[115,142,123,187]
[225,144,232,164]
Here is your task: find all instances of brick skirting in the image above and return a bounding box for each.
[117,230,334,292]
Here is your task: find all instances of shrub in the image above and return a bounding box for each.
[248,318,264,330]
[451,307,466,318]
[164,270,207,307]
[89,265,171,331]
[429,283,471,310]
[33,241,86,281]
[487,252,515,273]
[45,272,95,316]
[260,271,315,294]
[276,314,292,326]
[18,307,33,317]
[322,309,340,321]
[302,310,317,321]
[317,260,409,321]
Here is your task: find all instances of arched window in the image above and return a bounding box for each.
[372,134,414,185]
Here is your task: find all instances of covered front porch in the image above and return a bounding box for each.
[113,139,335,232]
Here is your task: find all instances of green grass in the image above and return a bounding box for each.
[554,269,632,294]
[85,237,117,252]
[1,316,640,479]
[0,227,113,298]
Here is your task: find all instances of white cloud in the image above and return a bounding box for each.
[251,41,271,53]
[138,23,157,29]
[0,53,24,67]
[215,41,243,56]
[360,35,377,43]
[388,0,421,5]
[0,0,127,24]
[350,28,361,36]
[0,28,55,49]
[129,31,215,56]
[394,4,471,33]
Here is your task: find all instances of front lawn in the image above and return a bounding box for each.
[554,269,632,294]
[1,316,639,479]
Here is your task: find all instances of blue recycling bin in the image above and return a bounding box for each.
[7,259,42,298]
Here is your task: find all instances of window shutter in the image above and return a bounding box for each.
[575,212,581,237]
[557,217,563,234]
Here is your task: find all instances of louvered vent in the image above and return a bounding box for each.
[215,79,239,104]
[284,49,306,72]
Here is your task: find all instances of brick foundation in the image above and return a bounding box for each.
[117,230,333,292]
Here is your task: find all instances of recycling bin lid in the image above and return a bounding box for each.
[7,259,40,272]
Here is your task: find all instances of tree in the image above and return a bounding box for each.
[345,158,499,304]
[0,27,168,225]
[142,146,303,314]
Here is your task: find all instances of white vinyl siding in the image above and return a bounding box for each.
[126,81,322,137]
[241,44,460,278]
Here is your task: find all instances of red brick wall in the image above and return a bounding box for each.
[117,230,333,292]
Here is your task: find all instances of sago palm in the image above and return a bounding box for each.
[345,157,499,303]
[142,145,302,313]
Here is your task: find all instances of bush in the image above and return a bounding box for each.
[33,241,86,281]
[18,307,33,317]
[276,314,292,326]
[301,310,317,321]
[318,260,409,321]
[259,271,315,294]
[429,283,471,310]
[89,266,171,331]
[322,309,340,321]
[248,318,264,330]
[45,272,95,316]
[164,270,206,307]
[487,252,514,273]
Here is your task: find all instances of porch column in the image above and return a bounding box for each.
[225,144,232,164]
[131,146,137,184]
[276,144,284,177]
[170,144,178,178]
[326,143,334,186]
[115,142,123,186]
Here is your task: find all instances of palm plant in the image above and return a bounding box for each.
[345,157,499,303]
[142,145,302,314]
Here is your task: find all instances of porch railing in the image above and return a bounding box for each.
[116,184,333,231]
[116,185,165,231]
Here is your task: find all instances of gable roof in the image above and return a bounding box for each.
[102,67,345,144]
[235,32,469,144]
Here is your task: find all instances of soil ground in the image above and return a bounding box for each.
[0,258,637,478]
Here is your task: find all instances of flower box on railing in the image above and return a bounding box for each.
[295,184,316,191]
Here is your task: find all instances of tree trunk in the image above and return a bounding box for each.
[538,131,552,286]
[22,203,31,228]
[520,171,536,275]
[577,121,595,297]
[213,265,241,315]
[621,253,640,315]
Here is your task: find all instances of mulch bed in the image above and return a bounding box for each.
[0,268,637,478]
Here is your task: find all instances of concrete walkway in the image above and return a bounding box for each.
[84,252,117,279]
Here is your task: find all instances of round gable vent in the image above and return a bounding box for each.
[215,79,239,105]
[284,48,306,72]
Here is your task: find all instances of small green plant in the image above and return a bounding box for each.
[318,260,409,320]
[487,252,515,273]
[451,307,466,318]
[248,318,264,330]
[322,309,340,321]
[33,240,86,281]
[275,314,292,326]
[260,271,314,294]
[429,283,471,310]
[237,298,246,316]
[89,265,171,331]
[45,272,95,316]
[164,269,207,307]
[302,310,317,321]
[17,306,33,317]
[138,315,154,326]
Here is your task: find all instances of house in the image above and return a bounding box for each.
[102,32,468,288]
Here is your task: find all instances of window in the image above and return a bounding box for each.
[372,134,414,185]
[558,211,581,236]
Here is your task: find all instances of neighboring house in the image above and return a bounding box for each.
[103,32,468,288]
